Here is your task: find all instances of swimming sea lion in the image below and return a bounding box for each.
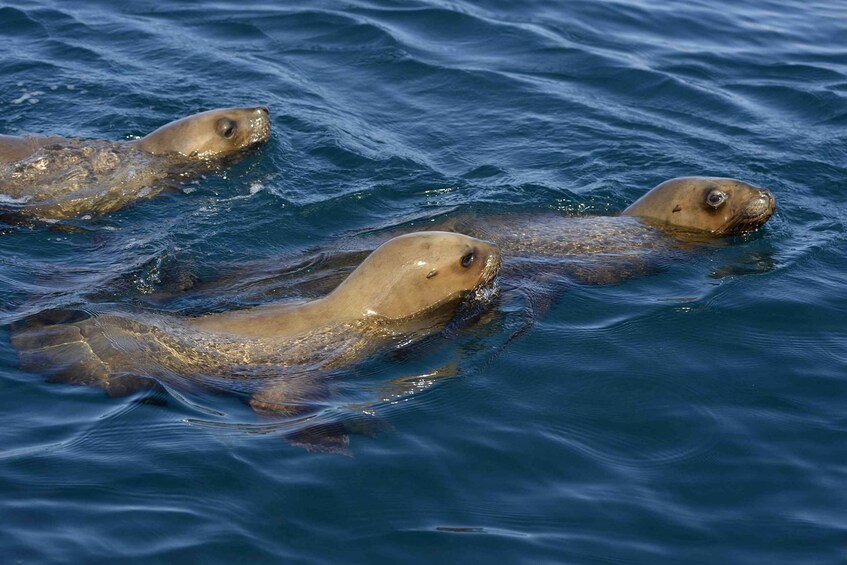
[446,176,775,262]
[159,176,776,305]
[11,232,501,420]
[0,106,271,220]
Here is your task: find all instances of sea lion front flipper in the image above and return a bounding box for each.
[102,374,161,398]
[562,255,665,286]
[249,376,350,454]
[248,374,332,418]
[250,375,394,454]
[376,361,459,402]
[284,422,352,455]
[285,412,394,456]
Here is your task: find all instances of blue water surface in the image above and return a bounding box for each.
[1,0,846,563]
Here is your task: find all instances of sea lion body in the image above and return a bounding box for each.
[291,177,777,289]
[432,213,684,285]
[437,177,774,284]
[12,232,501,412]
[0,107,270,220]
[115,177,775,312]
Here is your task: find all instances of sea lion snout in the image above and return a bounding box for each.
[747,189,776,217]
[476,241,502,289]
[244,107,272,146]
[736,187,776,230]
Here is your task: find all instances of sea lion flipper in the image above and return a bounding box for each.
[102,375,161,398]
[285,412,392,456]
[563,256,665,285]
[249,375,350,454]
[285,422,352,456]
[250,375,396,454]
[248,374,331,418]
[377,361,459,401]
[11,309,110,386]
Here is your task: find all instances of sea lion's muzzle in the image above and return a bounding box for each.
[475,243,502,291]
[247,107,272,146]
[750,189,776,217]
[745,189,777,224]
[722,188,777,235]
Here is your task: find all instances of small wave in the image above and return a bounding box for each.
[9,91,44,105]
[544,372,719,469]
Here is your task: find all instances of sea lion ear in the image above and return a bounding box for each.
[426,269,439,279]
[672,204,682,213]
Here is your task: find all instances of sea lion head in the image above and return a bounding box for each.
[621,177,776,236]
[332,231,501,322]
[132,106,271,160]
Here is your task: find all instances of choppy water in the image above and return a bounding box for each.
[2,0,846,562]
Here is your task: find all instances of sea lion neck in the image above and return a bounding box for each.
[0,134,66,165]
[184,231,500,339]
[186,294,361,339]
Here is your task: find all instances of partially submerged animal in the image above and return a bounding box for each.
[155,176,776,307]
[433,176,776,284]
[12,232,501,445]
[0,106,271,220]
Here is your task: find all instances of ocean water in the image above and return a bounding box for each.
[1,0,846,563]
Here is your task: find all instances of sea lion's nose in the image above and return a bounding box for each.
[760,190,776,212]
[257,106,270,116]
[747,189,776,217]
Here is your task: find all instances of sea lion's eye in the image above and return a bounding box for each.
[218,119,236,139]
[461,252,475,268]
[706,190,727,208]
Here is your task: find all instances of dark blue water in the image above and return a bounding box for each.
[2,0,846,562]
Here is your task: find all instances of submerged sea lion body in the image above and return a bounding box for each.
[12,232,501,417]
[0,107,270,220]
[268,177,777,294]
[114,178,775,314]
[433,177,775,284]
[435,213,687,285]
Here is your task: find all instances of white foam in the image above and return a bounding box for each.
[0,194,31,204]
[10,91,44,105]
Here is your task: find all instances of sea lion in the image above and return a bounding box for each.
[11,232,501,422]
[146,176,776,306]
[444,176,774,268]
[0,106,271,220]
